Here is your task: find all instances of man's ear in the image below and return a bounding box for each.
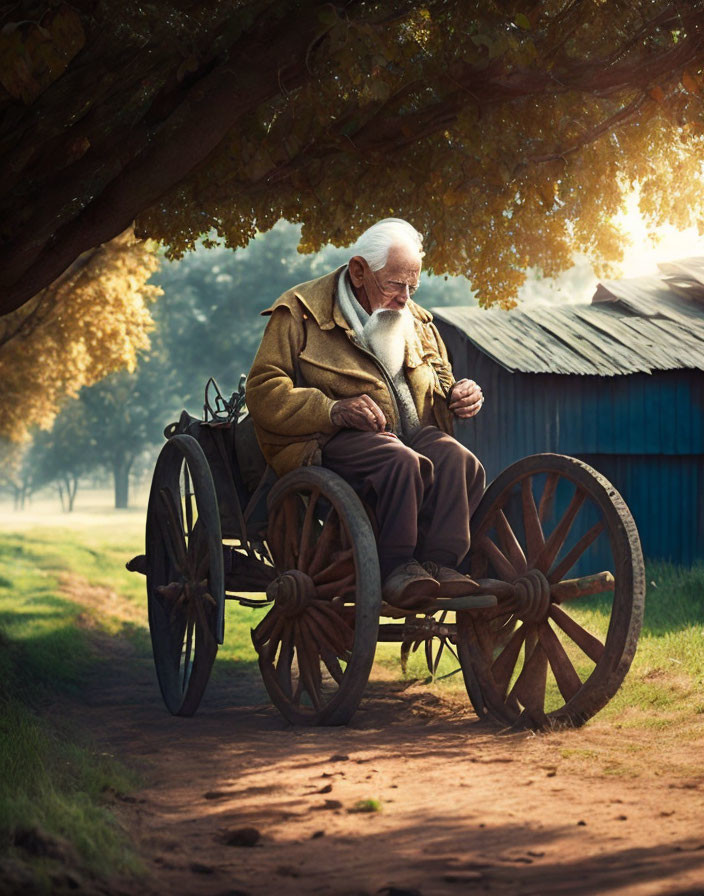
[348,256,366,288]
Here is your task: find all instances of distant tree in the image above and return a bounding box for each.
[78,358,172,510]
[30,402,97,512]
[0,440,33,510]
[0,230,161,444]
[2,2,704,313]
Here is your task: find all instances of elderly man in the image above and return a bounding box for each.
[246,218,485,608]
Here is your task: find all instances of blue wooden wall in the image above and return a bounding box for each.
[436,320,704,566]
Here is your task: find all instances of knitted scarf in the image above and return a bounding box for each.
[336,268,420,439]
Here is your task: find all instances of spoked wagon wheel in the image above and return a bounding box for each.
[457,453,645,730]
[146,435,224,716]
[254,467,381,725]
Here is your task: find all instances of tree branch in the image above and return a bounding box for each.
[0,4,326,313]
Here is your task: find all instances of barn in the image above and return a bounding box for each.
[432,258,704,566]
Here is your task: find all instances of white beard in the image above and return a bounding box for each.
[362,307,414,377]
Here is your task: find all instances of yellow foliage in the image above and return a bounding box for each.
[0,230,160,442]
[4,2,699,310]
[131,3,704,306]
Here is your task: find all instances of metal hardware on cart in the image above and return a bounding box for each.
[203,374,247,424]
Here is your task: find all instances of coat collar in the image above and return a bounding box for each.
[261,266,346,330]
[261,266,435,365]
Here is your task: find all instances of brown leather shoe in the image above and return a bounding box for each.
[382,560,440,609]
[422,560,477,597]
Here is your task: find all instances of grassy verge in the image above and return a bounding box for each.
[6,517,703,728]
[1,506,703,887]
[0,531,143,891]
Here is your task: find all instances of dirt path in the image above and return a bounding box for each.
[61,575,704,896]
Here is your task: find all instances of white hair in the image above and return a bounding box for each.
[351,218,424,272]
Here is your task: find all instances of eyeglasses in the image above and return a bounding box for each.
[368,269,419,298]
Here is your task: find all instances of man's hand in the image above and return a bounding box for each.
[448,378,484,418]
[330,395,388,431]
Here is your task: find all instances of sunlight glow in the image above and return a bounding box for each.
[616,189,704,278]
[519,187,704,305]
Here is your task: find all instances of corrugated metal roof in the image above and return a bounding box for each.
[432,258,704,376]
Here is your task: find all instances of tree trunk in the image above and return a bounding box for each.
[58,474,79,511]
[113,456,133,509]
[67,474,78,512]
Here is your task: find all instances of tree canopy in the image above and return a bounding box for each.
[2,0,704,314]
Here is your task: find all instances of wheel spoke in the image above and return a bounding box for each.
[476,535,517,581]
[491,623,526,698]
[251,608,281,651]
[305,606,345,657]
[183,463,194,539]
[424,638,435,675]
[533,487,586,573]
[313,600,355,652]
[472,615,498,664]
[182,616,194,689]
[262,616,285,663]
[158,488,188,573]
[510,636,548,722]
[432,638,447,676]
[538,621,582,702]
[266,505,286,570]
[298,488,320,573]
[521,477,545,565]
[549,604,605,664]
[308,510,340,578]
[316,573,355,600]
[320,647,345,684]
[282,496,299,569]
[297,618,323,709]
[538,472,559,522]
[548,520,605,584]
[276,624,295,698]
[313,549,354,585]
[495,511,527,574]
[186,521,208,579]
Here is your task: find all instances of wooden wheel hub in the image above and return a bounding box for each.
[266,569,316,616]
[513,569,551,623]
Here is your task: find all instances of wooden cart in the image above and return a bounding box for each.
[128,379,645,730]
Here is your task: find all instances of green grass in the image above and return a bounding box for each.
[349,798,382,813]
[0,510,273,887]
[0,528,143,887]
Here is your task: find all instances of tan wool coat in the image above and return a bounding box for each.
[245,266,456,476]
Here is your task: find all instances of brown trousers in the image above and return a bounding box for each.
[322,426,485,578]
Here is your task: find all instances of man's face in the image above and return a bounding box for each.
[351,244,422,312]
